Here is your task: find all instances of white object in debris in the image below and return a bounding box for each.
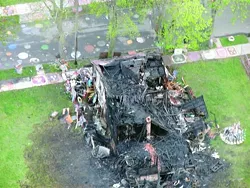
[50,111,58,118]
[220,122,245,145]
[92,145,110,158]
[70,79,76,87]
[121,179,128,186]
[211,152,220,159]
[174,49,183,55]
[112,183,121,188]
[35,64,43,72]
[93,116,106,135]
[62,72,67,81]
[71,115,77,121]
[146,116,152,140]
[60,64,68,72]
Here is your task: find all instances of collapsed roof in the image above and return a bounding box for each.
[93,52,208,143]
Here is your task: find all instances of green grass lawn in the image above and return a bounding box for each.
[0,84,72,187]
[42,63,61,73]
[220,35,249,47]
[68,60,91,69]
[176,58,250,187]
[43,60,91,73]
[0,66,36,81]
[0,0,38,6]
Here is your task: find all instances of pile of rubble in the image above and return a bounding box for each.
[220,122,245,145]
[64,52,225,187]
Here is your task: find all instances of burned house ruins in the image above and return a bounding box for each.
[93,53,208,143]
[65,52,224,187]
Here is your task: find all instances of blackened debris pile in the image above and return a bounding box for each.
[115,137,223,188]
[94,53,209,142]
[91,52,224,187]
[66,52,224,187]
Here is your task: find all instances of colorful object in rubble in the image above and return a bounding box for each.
[169,96,181,106]
[92,94,97,104]
[173,70,178,78]
[87,79,92,87]
[220,122,245,145]
[144,143,157,166]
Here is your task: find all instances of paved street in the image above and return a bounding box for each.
[1,1,250,70]
[0,14,156,70]
[213,6,250,37]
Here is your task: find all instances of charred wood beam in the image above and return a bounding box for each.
[151,118,169,132]
[142,85,148,101]
[163,91,168,113]
[138,166,158,176]
[146,89,166,95]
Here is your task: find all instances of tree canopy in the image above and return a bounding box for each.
[156,0,212,51]
[221,0,250,21]
[89,0,140,56]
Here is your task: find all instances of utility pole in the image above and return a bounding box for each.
[74,0,79,66]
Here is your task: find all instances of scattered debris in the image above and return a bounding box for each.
[61,108,74,129]
[92,145,110,159]
[171,49,187,64]
[211,152,220,159]
[220,122,245,145]
[59,59,69,73]
[15,62,23,74]
[63,52,225,187]
[50,111,58,120]
[35,64,44,74]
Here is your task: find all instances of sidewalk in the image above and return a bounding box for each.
[186,41,250,63]
[0,64,65,92]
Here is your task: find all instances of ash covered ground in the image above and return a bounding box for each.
[24,121,117,188]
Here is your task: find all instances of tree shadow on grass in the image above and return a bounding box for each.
[21,120,115,188]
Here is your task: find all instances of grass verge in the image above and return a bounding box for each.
[42,63,61,73]
[68,60,91,69]
[43,60,91,73]
[0,84,72,188]
[0,66,36,81]
[220,35,249,47]
[176,58,250,187]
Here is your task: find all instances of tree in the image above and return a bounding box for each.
[207,0,250,32]
[218,0,250,22]
[231,0,250,21]
[43,0,66,59]
[144,0,168,36]
[156,0,212,52]
[89,0,140,57]
[73,0,80,65]
[43,0,80,60]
